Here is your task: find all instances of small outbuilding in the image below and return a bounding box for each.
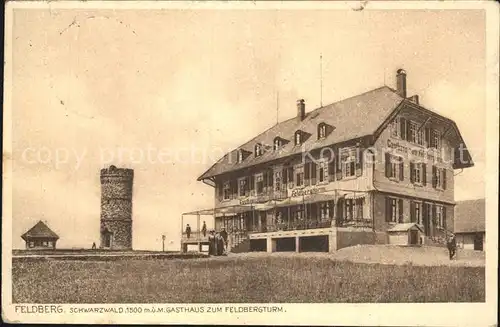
[387,223,424,246]
[21,220,59,250]
[454,199,485,251]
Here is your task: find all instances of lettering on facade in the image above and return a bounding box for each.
[387,139,441,162]
[290,187,327,198]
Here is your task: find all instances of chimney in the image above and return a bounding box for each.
[297,99,305,121]
[396,69,407,98]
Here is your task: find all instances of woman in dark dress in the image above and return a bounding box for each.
[208,230,216,256]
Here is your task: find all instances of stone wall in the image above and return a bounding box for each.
[100,165,134,250]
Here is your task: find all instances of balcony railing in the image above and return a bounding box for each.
[181,231,209,242]
[247,217,373,233]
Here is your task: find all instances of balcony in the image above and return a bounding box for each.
[247,217,372,234]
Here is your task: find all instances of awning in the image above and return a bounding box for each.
[344,192,367,200]
[302,193,336,204]
[183,205,253,216]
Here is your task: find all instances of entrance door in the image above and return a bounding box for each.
[409,230,419,245]
[473,233,483,251]
[103,232,112,248]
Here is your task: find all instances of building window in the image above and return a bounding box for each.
[430,130,441,149]
[237,150,243,163]
[345,199,354,221]
[385,154,404,180]
[255,173,264,194]
[391,117,400,138]
[318,161,328,183]
[411,162,425,185]
[274,138,282,151]
[274,170,282,192]
[29,241,34,248]
[386,197,403,223]
[223,182,231,200]
[295,131,302,146]
[238,177,249,197]
[411,201,422,224]
[435,205,444,228]
[409,121,424,145]
[320,202,330,219]
[255,144,262,157]
[295,166,304,187]
[318,124,327,139]
[343,156,356,178]
[356,198,364,219]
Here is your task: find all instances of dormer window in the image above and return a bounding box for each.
[295,131,302,146]
[274,137,282,151]
[255,143,263,157]
[237,150,243,163]
[318,123,327,139]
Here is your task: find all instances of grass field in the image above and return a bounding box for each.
[12,252,485,303]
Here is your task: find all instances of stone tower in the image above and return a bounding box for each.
[100,165,134,250]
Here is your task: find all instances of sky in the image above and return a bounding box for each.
[9,8,486,250]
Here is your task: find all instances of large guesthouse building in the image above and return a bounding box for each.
[181,69,473,253]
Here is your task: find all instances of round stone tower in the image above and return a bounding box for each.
[100,165,134,250]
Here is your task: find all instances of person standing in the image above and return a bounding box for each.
[202,221,207,237]
[208,230,216,255]
[185,224,191,239]
[219,227,228,252]
[447,233,457,260]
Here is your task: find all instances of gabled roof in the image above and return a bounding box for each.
[21,220,59,240]
[454,198,485,233]
[387,223,424,233]
[198,86,404,180]
[198,85,473,181]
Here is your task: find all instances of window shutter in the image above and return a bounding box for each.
[399,158,404,181]
[263,172,268,188]
[410,201,416,222]
[385,153,391,178]
[443,206,447,229]
[400,118,407,141]
[410,162,415,183]
[442,169,447,190]
[432,166,437,188]
[398,199,404,223]
[356,149,363,177]
[429,129,436,148]
[385,197,392,222]
[336,156,343,180]
[304,163,310,186]
[329,156,336,182]
[218,182,223,199]
[424,127,430,147]
[231,180,237,199]
[282,168,287,185]
[288,167,294,188]
[432,204,437,225]
[422,164,427,186]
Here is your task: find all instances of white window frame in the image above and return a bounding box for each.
[274,138,282,151]
[223,181,231,200]
[320,202,330,219]
[388,197,398,223]
[415,201,422,225]
[435,205,444,228]
[432,130,441,149]
[388,155,402,180]
[274,170,282,192]
[295,132,302,146]
[255,173,264,195]
[238,177,249,197]
[412,162,422,184]
[255,144,262,157]
[391,117,400,138]
[343,156,356,178]
[409,121,424,145]
[318,124,327,139]
[295,165,304,187]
